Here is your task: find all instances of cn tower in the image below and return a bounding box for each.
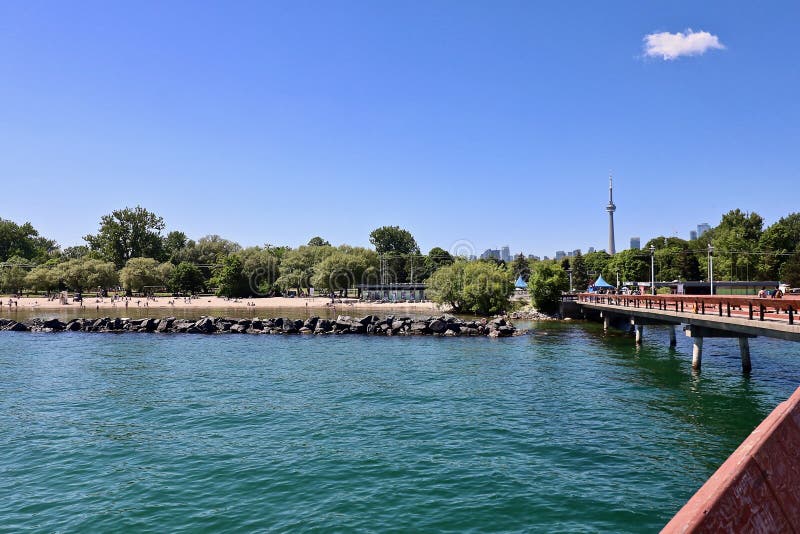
[606,175,616,255]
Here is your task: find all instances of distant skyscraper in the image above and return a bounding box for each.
[606,175,616,254]
[587,247,595,254]
[501,246,511,262]
[630,237,641,250]
[555,250,566,260]
[689,230,698,240]
[480,249,500,260]
[697,223,711,237]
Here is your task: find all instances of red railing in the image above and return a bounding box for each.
[577,293,799,325]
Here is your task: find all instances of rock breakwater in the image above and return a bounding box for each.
[0,315,520,337]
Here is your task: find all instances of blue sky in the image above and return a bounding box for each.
[1,1,798,258]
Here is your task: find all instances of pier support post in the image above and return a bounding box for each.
[692,337,703,371]
[635,325,643,344]
[603,315,610,332]
[739,337,752,373]
[669,326,676,348]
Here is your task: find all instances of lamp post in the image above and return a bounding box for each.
[567,268,573,292]
[708,243,714,295]
[650,244,656,295]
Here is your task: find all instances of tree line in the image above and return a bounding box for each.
[2,206,800,315]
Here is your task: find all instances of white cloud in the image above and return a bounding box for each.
[643,29,725,60]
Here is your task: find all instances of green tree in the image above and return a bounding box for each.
[1,256,29,293]
[528,262,568,314]
[163,230,189,263]
[0,218,57,262]
[169,262,205,294]
[584,251,611,280]
[604,249,648,285]
[276,244,334,293]
[570,251,589,290]
[427,260,513,315]
[758,213,800,279]
[119,257,172,294]
[645,237,701,282]
[415,247,455,281]
[212,255,248,297]
[780,252,800,287]
[25,265,60,293]
[699,209,763,281]
[307,236,331,247]
[511,253,531,282]
[61,245,92,259]
[84,206,166,268]
[57,257,118,292]
[369,225,420,282]
[240,247,280,295]
[311,247,379,295]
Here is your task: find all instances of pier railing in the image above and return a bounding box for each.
[577,293,799,326]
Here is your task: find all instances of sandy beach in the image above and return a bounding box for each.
[1,295,444,314]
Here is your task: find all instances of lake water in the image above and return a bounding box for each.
[1,321,799,531]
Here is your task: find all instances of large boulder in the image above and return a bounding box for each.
[410,322,429,334]
[194,317,216,334]
[428,319,447,334]
[5,321,28,332]
[42,318,66,331]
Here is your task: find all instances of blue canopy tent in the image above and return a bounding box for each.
[514,276,528,289]
[589,275,615,292]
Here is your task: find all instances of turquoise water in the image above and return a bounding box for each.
[1,323,799,532]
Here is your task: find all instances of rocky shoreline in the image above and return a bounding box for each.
[0,315,520,337]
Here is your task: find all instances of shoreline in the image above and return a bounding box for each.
[0,296,445,314]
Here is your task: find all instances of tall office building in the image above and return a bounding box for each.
[697,223,711,237]
[501,246,511,262]
[606,175,616,254]
[690,230,698,240]
[630,237,641,250]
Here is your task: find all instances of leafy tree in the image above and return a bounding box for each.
[560,257,570,271]
[307,236,331,247]
[758,213,800,279]
[369,226,420,282]
[25,265,60,293]
[415,247,455,281]
[511,253,531,282]
[84,206,166,268]
[0,218,57,262]
[427,260,513,315]
[604,249,648,285]
[570,251,589,290]
[212,255,248,297]
[61,245,92,260]
[584,251,611,279]
[169,262,205,294]
[699,209,763,281]
[276,244,334,293]
[780,252,800,287]
[528,262,568,314]
[645,237,701,282]
[240,247,280,295]
[119,257,172,294]
[311,247,379,295]
[163,230,189,262]
[1,256,29,293]
[58,257,118,292]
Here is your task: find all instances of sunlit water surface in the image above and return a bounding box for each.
[1,322,799,531]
